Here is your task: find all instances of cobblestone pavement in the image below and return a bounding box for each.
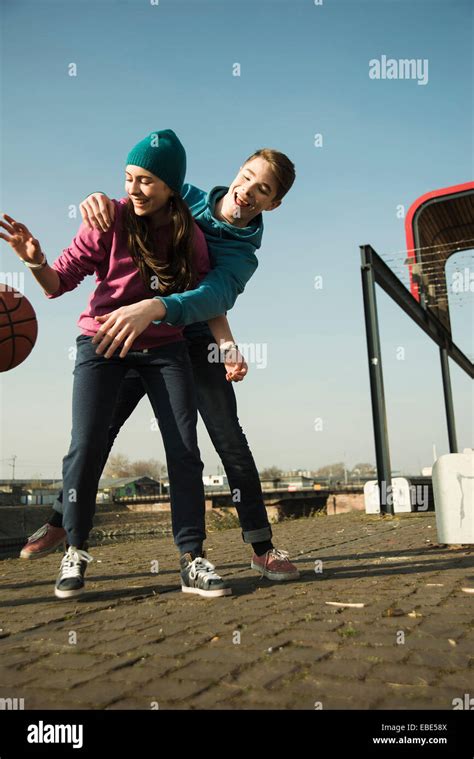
[0,512,472,710]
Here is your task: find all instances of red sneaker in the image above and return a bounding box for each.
[251,548,300,581]
[20,524,66,560]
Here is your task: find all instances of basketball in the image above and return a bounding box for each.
[0,285,38,372]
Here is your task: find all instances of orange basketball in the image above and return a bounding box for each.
[0,285,38,371]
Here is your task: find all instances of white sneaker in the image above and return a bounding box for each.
[54,546,93,599]
[180,552,232,597]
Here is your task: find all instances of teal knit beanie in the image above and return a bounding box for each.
[126,129,186,193]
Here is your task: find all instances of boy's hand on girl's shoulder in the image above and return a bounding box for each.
[80,193,115,232]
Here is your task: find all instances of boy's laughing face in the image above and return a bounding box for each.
[220,156,282,226]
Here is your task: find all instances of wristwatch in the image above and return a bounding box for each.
[220,342,240,359]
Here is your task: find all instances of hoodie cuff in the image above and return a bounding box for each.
[151,296,177,326]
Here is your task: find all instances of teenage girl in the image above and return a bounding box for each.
[0,129,243,598]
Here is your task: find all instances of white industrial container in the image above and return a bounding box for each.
[364,477,413,514]
[432,449,474,544]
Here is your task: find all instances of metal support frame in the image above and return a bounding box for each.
[360,248,393,514]
[360,244,473,514]
[439,346,458,453]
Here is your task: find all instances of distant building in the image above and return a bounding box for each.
[0,480,62,506]
[21,488,59,506]
[203,474,228,489]
[99,476,164,501]
[0,476,165,505]
[261,474,314,491]
[282,469,313,478]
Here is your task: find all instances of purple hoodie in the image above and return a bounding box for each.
[47,197,210,350]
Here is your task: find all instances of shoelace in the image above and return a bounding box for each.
[188,557,221,584]
[267,548,290,563]
[257,548,291,579]
[28,524,49,542]
[60,547,93,579]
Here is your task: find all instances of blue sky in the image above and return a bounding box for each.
[0,0,472,480]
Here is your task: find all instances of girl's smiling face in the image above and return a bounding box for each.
[125,165,173,219]
[221,156,282,226]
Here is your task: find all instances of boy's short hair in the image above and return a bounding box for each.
[244,148,295,201]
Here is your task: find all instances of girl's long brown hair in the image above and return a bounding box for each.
[122,194,196,295]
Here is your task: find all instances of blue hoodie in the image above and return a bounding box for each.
[153,183,264,337]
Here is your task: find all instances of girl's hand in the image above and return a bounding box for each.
[92,299,164,359]
[224,348,248,382]
[80,193,115,232]
[0,214,42,263]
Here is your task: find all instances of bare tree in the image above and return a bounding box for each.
[130,459,167,480]
[104,454,167,480]
[259,466,283,480]
[103,454,132,478]
[314,462,345,479]
[350,463,376,477]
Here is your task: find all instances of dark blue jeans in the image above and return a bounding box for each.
[55,334,272,546]
[61,335,206,555]
[186,335,272,544]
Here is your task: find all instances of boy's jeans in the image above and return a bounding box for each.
[186,335,272,544]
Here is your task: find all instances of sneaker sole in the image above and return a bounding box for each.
[181,585,232,598]
[54,586,85,599]
[251,560,300,582]
[20,541,66,560]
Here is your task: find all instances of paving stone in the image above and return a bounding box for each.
[128,656,181,674]
[366,664,439,686]
[136,677,213,702]
[436,672,474,689]
[416,621,471,637]
[3,667,103,690]
[186,683,245,709]
[5,688,92,710]
[331,644,408,663]
[65,680,140,707]
[221,688,298,709]
[166,659,237,682]
[0,668,42,688]
[281,677,389,706]
[450,637,474,654]
[178,644,254,667]
[40,652,111,669]
[221,660,301,689]
[407,650,472,670]
[266,645,335,662]
[404,635,464,652]
[294,657,375,681]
